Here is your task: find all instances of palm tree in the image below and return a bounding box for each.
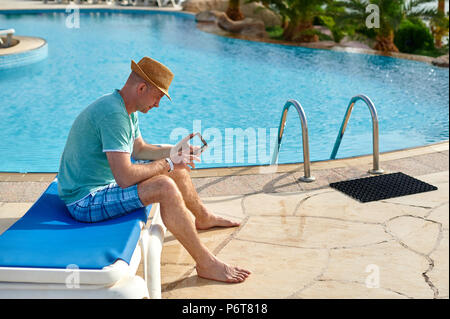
[336,0,404,52]
[404,0,449,49]
[247,0,331,42]
[226,0,245,21]
[431,0,449,48]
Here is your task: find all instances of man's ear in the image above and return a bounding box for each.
[137,82,147,95]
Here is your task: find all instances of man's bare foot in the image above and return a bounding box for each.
[195,212,240,230]
[196,257,251,283]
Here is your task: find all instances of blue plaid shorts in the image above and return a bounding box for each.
[66,183,144,223]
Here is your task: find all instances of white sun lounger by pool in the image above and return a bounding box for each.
[0,178,166,299]
[0,29,15,48]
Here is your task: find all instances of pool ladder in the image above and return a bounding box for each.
[271,100,315,182]
[272,94,383,182]
[330,94,384,174]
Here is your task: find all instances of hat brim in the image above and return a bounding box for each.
[131,60,172,101]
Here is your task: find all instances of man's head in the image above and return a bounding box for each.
[121,57,174,114]
[125,71,165,113]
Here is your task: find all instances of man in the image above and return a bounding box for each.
[58,57,251,283]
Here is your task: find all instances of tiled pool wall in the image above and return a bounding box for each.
[0,40,48,69]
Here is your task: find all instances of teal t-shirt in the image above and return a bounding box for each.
[57,90,141,205]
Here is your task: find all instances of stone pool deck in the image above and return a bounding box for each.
[0,141,448,298]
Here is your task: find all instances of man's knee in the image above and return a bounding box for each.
[139,175,182,202]
[158,175,181,197]
[168,167,190,181]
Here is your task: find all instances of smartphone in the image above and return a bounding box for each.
[190,132,208,155]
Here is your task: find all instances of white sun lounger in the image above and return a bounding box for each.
[0,28,15,48]
[0,178,166,299]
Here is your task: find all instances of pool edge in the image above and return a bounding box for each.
[1,140,447,181]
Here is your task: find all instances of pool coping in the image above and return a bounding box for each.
[0,4,194,15]
[194,21,446,67]
[0,140,448,182]
[0,35,46,56]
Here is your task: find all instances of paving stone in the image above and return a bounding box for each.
[244,172,304,193]
[163,239,328,299]
[298,188,429,223]
[382,175,448,208]
[382,157,442,177]
[243,192,307,216]
[192,176,255,196]
[293,280,408,299]
[418,171,450,185]
[161,264,196,293]
[412,152,449,172]
[0,202,33,235]
[235,216,390,249]
[386,215,441,255]
[161,226,237,265]
[202,195,246,220]
[428,230,449,297]
[427,203,449,230]
[329,166,373,181]
[322,241,434,298]
[292,168,350,191]
[0,182,50,202]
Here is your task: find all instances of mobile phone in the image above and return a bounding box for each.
[190,132,208,155]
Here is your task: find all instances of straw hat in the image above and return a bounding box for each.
[131,57,174,100]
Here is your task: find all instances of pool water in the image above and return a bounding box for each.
[0,10,448,172]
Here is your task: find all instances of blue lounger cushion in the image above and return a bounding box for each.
[0,179,151,269]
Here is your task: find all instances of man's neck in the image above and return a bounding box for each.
[118,88,135,115]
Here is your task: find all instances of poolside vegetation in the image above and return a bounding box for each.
[241,0,448,56]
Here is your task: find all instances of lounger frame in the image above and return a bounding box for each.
[0,204,166,299]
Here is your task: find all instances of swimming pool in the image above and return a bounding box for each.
[0,9,448,173]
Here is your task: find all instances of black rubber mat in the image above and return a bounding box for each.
[330,172,438,203]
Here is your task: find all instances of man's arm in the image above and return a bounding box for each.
[107,147,199,189]
[107,151,170,189]
[131,136,172,161]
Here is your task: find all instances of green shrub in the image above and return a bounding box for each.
[313,15,345,43]
[394,18,434,54]
[266,26,284,39]
[355,26,377,40]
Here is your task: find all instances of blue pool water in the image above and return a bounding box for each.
[0,10,448,172]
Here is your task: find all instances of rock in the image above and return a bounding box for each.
[339,35,374,50]
[183,0,228,13]
[217,14,267,38]
[184,0,281,27]
[297,41,336,49]
[339,41,372,50]
[241,2,281,28]
[432,54,449,67]
[313,25,333,39]
[195,10,223,23]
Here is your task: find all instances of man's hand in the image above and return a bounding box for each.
[170,133,201,171]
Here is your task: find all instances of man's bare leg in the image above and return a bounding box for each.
[163,169,240,230]
[137,175,251,283]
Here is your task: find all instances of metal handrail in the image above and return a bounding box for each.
[271,100,315,182]
[330,94,384,174]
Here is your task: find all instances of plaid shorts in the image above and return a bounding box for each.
[66,183,144,223]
